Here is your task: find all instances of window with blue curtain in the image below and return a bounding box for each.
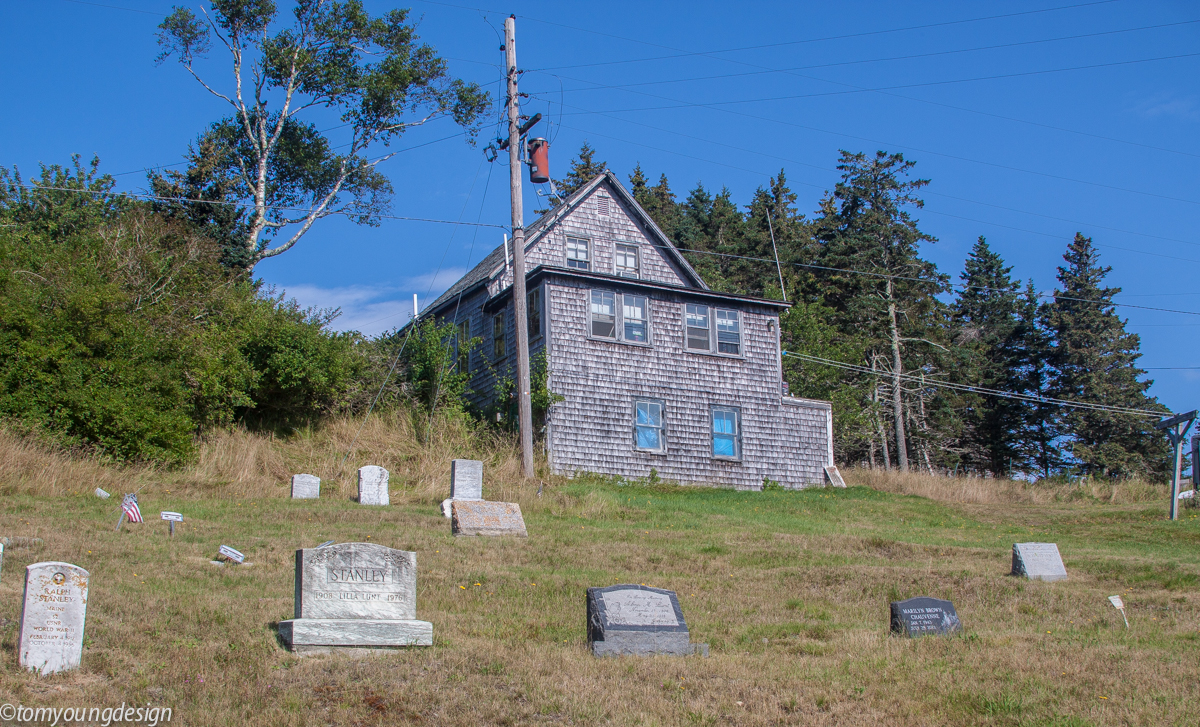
[635,400,664,451]
[712,407,740,458]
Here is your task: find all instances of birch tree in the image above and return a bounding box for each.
[154,1,489,269]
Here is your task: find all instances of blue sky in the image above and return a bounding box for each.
[3,0,1198,413]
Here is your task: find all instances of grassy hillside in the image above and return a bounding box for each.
[0,423,1196,726]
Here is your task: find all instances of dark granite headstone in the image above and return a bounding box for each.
[889,596,962,637]
[587,585,707,657]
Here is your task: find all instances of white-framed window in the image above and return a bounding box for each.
[711,406,741,460]
[685,304,711,351]
[590,289,651,345]
[623,294,648,343]
[634,399,665,452]
[566,236,590,270]
[615,243,639,279]
[527,286,543,339]
[716,309,741,355]
[492,313,505,359]
[683,304,742,356]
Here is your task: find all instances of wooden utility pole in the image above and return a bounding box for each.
[505,15,535,479]
[1156,410,1196,521]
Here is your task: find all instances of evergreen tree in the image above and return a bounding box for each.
[1046,233,1169,478]
[1007,281,1064,478]
[629,165,679,234]
[952,236,1022,474]
[539,141,606,212]
[815,151,948,472]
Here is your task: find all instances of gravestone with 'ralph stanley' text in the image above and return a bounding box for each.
[1011,542,1068,582]
[890,596,962,637]
[451,500,527,537]
[278,542,432,654]
[357,466,389,506]
[18,562,89,675]
[291,474,320,500]
[587,584,707,657]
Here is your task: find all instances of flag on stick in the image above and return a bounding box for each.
[121,493,143,524]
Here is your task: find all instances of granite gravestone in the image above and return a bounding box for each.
[451,500,527,537]
[1011,542,1068,582]
[357,466,389,506]
[440,459,484,517]
[587,585,706,657]
[278,542,432,654]
[890,596,962,637]
[291,474,320,500]
[18,562,89,675]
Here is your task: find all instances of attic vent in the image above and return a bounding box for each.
[596,196,610,216]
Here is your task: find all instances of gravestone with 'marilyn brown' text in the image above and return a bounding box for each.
[587,585,706,657]
[357,466,389,506]
[278,542,431,654]
[18,562,89,675]
[889,596,962,637]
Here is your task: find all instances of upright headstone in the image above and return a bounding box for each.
[278,542,432,654]
[587,585,706,657]
[451,500,528,537]
[291,474,321,500]
[441,459,484,517]
[357,466,389,506]
[890,596,962,637]
[1011,542,1068,582]
[18,562,89,675]
[824,465,847,488]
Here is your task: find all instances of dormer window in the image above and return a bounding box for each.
[566,236,590,270]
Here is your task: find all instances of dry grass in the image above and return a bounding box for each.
[847,466,1169,505]
[0,420,1198,725]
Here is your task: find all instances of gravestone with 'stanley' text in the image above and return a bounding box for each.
[1011,542,1068,582]
[587,584,706,657]
[18,562,89,675]
[441,459,484,517]
[451,500,527,537]
[278,542,432,654]
[291,474,320,500]
[890,596,962,637]
[357,466,389,506]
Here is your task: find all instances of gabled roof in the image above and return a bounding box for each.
[423,171,708,317]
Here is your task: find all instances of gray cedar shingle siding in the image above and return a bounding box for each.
[424,171,832,489]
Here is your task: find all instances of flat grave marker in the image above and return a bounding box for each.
[18,562,89,675]
[279,542,432,654]
[890,596,962,637]
[213,545,248,566]
[357,466,390,506]
[291,474,320,500]
[451,500,527,537]
[1011,542,1068,582]
[587,585,706,657]
[94,488,110,499]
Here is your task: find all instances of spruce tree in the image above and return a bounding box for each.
[952,236,1022,474]
[539,142,606,212]
[1046,233,1169,478]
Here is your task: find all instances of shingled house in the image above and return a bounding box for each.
[421,171,833,490]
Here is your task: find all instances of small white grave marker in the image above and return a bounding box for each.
[94,488,110,499]
[1108,595,1129,628]
[357,465,390,506]
[160,511,183,538]
[291,474,320,499]
[1178,489,1194,500]
[218,545,245,565]
[18,562,89,675]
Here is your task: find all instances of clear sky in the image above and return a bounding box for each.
[3,0,1198,413]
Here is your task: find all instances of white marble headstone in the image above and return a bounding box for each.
[451,460,484,500]
[1012,542,1068,582]
[291,474,320,499]
[18,562,89,675]
[357,466,390,506]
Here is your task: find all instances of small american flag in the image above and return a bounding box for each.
[121,493,143,523]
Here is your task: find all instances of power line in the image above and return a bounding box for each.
[782,351,1166,418]
[670,245,1200,317]
[55,0,163,16]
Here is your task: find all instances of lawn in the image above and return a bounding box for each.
[0,477,1197,726]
